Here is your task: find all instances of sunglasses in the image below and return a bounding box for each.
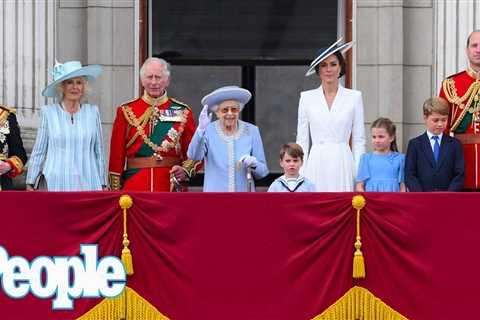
[218,107,240,114]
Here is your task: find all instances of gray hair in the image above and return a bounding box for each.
[211,102,245,112]
[140,57,171,79]
[55,77,91,103]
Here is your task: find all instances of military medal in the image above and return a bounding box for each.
[153,151,163,161]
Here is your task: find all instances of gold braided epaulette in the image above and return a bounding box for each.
[0,106,12,124]
[171,98,191,110]
[0,104,16,114]
[118,97,140,109]
[446,70,465,79]
[0,105,15,123]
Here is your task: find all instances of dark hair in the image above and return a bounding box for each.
[280,143,304,160]
[371,118,398,152]
[315,51,346,78]
[466,30,480,47]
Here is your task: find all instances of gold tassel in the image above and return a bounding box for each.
[351,195,366,279]
[353,241,365,279]
[119,195,134,276]
[122,237,134,276]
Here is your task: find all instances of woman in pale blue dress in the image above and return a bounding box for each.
[356,118,406,192]
[187,86,269,191]
[26,61,107,191]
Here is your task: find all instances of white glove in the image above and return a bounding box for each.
[198,104,212,132]
[239,155,258,168]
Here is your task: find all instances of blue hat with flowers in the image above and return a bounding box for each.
[305,37,354,77]
[42,61,102,97]
[201,86,252,112]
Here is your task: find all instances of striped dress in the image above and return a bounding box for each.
[26,103,107,191]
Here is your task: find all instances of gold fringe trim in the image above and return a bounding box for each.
[77,286,170,320]
[352,195,366,279]
[312,286,408,320]
[119,195,134,276]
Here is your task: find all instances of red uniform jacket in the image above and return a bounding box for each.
[440,68,480,189]
[109,92,200,191]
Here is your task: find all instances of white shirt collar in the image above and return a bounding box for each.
[426,130,443,142]
[279,175,305,191]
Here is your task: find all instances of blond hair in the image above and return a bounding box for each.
[55,77,91,103]
[423,97,449,117]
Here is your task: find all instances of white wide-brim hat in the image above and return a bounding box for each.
[42,61,102,97]
[305,37,354,77]
[201,86,252,112]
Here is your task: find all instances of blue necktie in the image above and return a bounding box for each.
[432,135,440,162]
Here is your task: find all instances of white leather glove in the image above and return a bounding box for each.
[198,104,212,132]
[239,155,258,168]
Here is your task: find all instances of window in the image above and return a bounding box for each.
[149,0,344,185]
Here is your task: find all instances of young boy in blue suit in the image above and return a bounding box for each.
[405,97,465,191]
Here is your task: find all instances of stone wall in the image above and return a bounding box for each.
[57,0,137,158]
[356,0,480,152]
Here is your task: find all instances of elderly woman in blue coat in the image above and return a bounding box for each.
[187,86,269,191]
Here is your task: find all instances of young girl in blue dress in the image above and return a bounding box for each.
[356,118,406,192]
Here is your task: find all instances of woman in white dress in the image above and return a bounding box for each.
[296,38,366,191]
[26,61,108,191]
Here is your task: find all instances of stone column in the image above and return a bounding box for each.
[57,0,137,157]
[403,1,434,147]
[0,1,56,146]
[435,0,480,90]
[356,0,404,149]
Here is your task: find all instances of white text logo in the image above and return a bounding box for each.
[0,244,126,310]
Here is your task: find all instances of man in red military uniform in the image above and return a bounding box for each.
[440,30,480,190]
[109,57,200,191]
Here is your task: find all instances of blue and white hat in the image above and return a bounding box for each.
[201,86,252,112]
[42,61,102,97]
[305,37,354,77]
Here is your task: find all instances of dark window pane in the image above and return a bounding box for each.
[152,0,338,61]
[255,66,319,172]
[168,66,242,119]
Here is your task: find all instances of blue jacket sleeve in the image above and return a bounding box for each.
[447,138,465,191]
[405,139,423,192]
[251,126,269,179]
[187,127,208,161]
